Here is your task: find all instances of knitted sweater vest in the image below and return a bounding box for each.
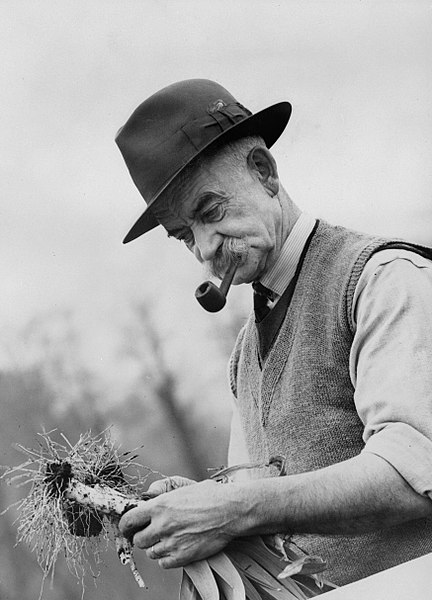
[229,221,432,586]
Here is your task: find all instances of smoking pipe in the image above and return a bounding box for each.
[195,261,238,312]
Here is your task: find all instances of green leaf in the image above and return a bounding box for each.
[235,568,267,600]
[207,552,246,600]
[278,557,327,579]
[250,584,291,600]
[227,540,308,599]
[228,551,300,600]
[291,574,337,596]
[183,560,220,600]
[229,537,334,598]
[180,571,202,600]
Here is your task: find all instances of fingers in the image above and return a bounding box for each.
[146,540,164,560]
[146,478,175,496]
[119,500,151,540]
[118,491,198,570]
[158,554,183,569]
[169,475,196,487]
[147,476,196,496]
[132,522,161,550]
[147,542,196,569]
[120,478,230,571]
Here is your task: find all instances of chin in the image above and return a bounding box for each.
[232,267,257,286]
[232,276,249,286]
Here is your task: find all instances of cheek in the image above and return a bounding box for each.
[232,248,264,283]
[245,220,275,250]
[226,214,269,240]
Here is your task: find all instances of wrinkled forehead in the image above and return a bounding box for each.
[153,157,230,226]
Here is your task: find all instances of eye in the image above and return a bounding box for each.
[202,203,225,223]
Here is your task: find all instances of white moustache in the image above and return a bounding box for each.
[208,238,249,279]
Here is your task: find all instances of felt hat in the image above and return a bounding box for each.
[116,79,292,243]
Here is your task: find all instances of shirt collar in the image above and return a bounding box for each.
[259,213,316,297]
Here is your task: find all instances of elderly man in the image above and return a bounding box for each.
[115,79,432,586]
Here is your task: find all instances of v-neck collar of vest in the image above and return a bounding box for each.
[243,220,320,425]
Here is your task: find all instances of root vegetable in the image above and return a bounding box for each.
[3,430,337,599]
[2,429,151,592]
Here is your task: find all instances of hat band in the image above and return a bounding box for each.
[181,102,252,151]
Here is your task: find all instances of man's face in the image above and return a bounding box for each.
[156,157,282,285]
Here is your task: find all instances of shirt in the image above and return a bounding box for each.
[259,213,316,303]
[229,215,432,500]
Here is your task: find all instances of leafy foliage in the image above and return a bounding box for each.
[181,537,337,600]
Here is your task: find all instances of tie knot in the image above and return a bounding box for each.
[252,281,274,301]
[253,282,275,322]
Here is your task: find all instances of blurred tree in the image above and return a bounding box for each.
[0,304,218,598]
[119,302,210,480]
[0,342,182,597]
[0,367,84,599]
[0,299,256,598]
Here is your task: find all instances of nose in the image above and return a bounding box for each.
[193,226,223,262]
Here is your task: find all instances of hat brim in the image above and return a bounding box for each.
[123,101,292,243]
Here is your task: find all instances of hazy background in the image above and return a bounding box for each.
[1,1,431,599]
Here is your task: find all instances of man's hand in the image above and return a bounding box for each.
[146,475,195,496]
[119,453,432,571]
[119,479,246,568]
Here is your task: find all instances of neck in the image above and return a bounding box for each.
[275,186,301,253]
[260,187,300,278]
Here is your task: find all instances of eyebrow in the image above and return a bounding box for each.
[166,191,227,238]
[191,191,226,219]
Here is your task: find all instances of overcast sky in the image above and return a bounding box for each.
[1,1,431,388]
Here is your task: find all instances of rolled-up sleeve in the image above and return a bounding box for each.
[350,249,432,498]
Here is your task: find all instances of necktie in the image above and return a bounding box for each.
[252,282,274,322]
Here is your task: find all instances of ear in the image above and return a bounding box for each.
[247,146,279,197]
